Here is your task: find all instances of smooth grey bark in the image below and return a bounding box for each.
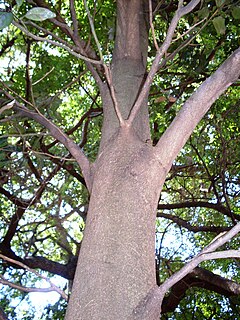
[65,127,165,319]
[65,2,163,318]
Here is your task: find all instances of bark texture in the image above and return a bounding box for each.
[65,127,166,319]
[65,2,163,318]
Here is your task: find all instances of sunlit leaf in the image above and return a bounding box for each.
[0,12,13,30]
[25,7,56,21]
[213,16,226,35]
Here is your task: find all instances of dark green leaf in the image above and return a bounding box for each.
[198,7,210,19]
[0,12,13,30]
[215,0,225,7]
[231,7,240,19]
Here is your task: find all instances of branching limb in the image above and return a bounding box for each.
[161,266,240,313]
[1,91,92,190]
[12,20,102,66]
[132,223,240,319]
[27,0,104,87]
[127,0,201,126]
[0,254,68,301]
[161,223,240,294]
[155,47,240,169]
[83,0,103,61]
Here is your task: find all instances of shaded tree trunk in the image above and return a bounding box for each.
[64,3,165,318]
[65,127,166,319]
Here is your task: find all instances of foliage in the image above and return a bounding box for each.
[0,0,239,318]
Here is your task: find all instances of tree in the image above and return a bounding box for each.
[0,0,240,319]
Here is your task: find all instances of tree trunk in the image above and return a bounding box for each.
[65,126,166,320]
[64,3,163,317]
[64,0,240,318]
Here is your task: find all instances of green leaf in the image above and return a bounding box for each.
[231,7,240,19]
[25,7,56,21]
[212,16,226,35]
[198,7,210,19]
[16,0,24,8]
[0,137,8,148]
[0,12,13,30]
[215,0,225,7]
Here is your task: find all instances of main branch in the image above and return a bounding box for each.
[132,223,240,319]
[155,47,240,168]
[127,0,201,125]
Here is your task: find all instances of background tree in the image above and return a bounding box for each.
[0,0,240,319]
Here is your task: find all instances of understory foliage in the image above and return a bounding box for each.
[0,0,240,319]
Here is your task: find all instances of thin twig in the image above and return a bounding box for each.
[83,0,103,61]
[0,254,68,300]
[173,17,207,42]
[12,20,102,65]
[27,20,75,49]
[69,0,80,44]
[103,65,125,126]
[149,0,159,51]
[32,67,55,86]
[0,275,62,294]
[31,149,76,162]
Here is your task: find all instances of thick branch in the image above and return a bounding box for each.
[157,201,240,222]
[157,211,232,233]
[155,47,240,167]
[0,243,76,280]
[132,223,240,319]
[161,267,240,313]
